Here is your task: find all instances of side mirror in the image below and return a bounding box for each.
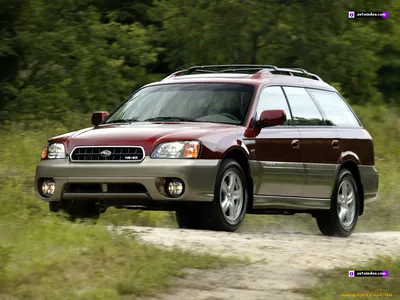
[257,110,286,127]
[91,111,109,126]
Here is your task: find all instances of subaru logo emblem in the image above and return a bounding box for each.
[100,150,112,157]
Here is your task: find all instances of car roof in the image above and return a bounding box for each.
[160,73,335,90]
[146,65,336,91]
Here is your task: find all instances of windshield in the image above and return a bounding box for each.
[105,83,255,125]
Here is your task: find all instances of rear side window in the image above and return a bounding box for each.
[308,89,360,127]
[256,86,292,125]
[282,87,324,126]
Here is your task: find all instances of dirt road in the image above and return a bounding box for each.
[118,226,400,300]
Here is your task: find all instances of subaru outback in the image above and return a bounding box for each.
[34,65,379,237]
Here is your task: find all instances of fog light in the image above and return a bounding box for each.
[41,180,56,197]
[165,179,184,198]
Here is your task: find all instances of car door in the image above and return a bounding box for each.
[282,86,339,199]
[245,86,304,199]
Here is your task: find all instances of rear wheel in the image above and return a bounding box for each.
[49,200,100,220]
[316,169,359,237]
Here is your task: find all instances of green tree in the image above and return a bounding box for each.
[0,0,25,113]
[1,0,161,122]
[1,0,399,123]
[151,0,399,105]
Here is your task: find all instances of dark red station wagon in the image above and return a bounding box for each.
[35,65,379,237]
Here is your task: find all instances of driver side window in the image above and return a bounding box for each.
[256,86,292,125]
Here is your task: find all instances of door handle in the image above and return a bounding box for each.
[331,140,339,149]
[291,139,300,149]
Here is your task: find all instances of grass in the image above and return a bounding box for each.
[295,256,399,299]
[0,217,233,300]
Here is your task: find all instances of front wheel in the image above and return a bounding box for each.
[208,159,248,231]
[316,169,359,237]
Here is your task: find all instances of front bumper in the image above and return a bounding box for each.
[34,157,220,203]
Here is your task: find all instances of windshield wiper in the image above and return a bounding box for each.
[105,118,139,124]
[143,116,199,122]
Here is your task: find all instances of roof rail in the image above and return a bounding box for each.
[291,68,307,73]
[162,64,322,81]
[188,64,278,72]
[162,65,278,80]
[265,67,322,81]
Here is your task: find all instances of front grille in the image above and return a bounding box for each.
[70,146,145,162]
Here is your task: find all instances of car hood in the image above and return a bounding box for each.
[50,122,244,155]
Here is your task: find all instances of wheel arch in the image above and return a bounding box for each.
[221,146,253,212]
[339,160,365,216]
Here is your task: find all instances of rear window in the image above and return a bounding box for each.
[308,89,360,127]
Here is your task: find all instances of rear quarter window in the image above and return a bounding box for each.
[307,89,361,127]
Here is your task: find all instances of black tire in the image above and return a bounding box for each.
[316,169,360,237]
[208,159,248,231]
[175,208,209,229]
[49,200,100,220]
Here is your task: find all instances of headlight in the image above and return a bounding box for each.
[43,143,66,159]
[151,141,201,159]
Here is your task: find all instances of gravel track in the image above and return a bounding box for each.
[118,226,400,300]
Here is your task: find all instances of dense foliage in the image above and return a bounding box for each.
[0,0,399,123]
